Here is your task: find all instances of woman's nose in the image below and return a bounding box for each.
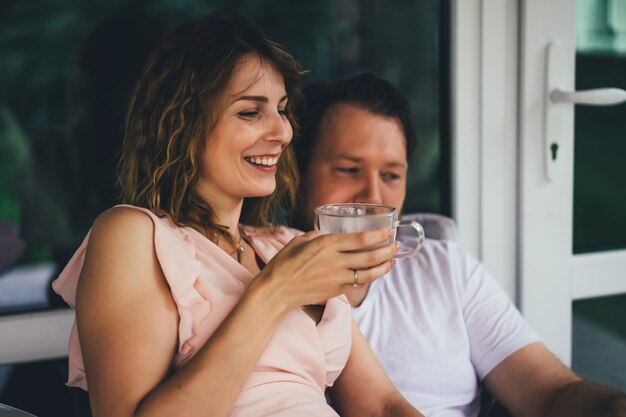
[265,111,292,144]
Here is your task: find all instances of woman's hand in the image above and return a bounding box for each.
[251,228,398,309]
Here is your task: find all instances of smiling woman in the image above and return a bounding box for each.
[197,56,293,211]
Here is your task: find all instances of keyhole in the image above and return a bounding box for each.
[550,143,559,161]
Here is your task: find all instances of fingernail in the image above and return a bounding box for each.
[388,229,395,237]
[395,242,401,251]
[391,259,397,267]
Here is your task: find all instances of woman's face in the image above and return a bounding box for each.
[196,55,292,208]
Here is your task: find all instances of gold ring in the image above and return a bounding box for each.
[352,269,359,287]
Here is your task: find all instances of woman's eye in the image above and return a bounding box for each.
[334,167,360,175]
[278,108,288,117]
[238,111,259,119]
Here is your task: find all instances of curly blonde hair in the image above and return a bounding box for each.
[118,11,301,244]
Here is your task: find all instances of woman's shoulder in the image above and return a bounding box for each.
[90,204,176,244]
[93,205,157,232]
[84,206,160,268]
[52,206,165,311]
[84,205,169,267]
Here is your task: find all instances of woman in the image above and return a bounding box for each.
[52,11,424,417]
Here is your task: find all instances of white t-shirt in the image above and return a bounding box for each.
[351,238,540,417]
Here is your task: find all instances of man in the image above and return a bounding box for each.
[292,73,626,417]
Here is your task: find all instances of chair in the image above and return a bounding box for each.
[0,403,35,417]
[0,359,91,417]
[0,220,26,272]
[401,212,459,242]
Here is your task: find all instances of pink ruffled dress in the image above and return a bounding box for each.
[52,205,352,417]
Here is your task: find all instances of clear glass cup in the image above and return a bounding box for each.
[314,203,425,259]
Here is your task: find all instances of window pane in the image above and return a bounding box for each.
[0,1,447,315]
[572,294,626,390]
[573,0,626,253]
[572,0,626,394]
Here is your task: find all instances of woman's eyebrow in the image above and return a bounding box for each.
[231,94,288,104]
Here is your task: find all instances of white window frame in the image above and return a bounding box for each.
[451,0,520,301]
[0,309,73,364]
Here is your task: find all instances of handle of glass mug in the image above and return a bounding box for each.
[393,220,425,259]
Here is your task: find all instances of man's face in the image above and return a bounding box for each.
[299,103,408,229]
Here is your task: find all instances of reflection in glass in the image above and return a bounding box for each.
[0,1,446,317]
[576,0,626,55]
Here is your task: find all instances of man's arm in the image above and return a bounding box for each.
[483,341,626,417]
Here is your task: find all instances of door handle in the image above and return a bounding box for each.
[544,42,626,182]
[551,88,626,106]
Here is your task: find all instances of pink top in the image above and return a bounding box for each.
[52,205,352,417]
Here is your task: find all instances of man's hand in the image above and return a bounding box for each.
[483,342,625,417]
[543,380,626,417]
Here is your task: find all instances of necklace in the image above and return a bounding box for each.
[234,235,245,263]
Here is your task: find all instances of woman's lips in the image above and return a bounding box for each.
[243,155,279,173]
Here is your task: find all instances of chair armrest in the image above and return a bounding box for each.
[0,403,36,417]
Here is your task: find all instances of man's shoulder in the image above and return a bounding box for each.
[360,238,471,316]
[385,238,465,286]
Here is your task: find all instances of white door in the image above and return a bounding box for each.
[518,0,626,365]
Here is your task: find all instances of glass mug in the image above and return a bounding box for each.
[314,203,425,259]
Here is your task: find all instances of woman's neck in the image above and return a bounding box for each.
[213,202,243,235]
[204,196,244,238]
[195,184,245,236]
[211,200,247,264]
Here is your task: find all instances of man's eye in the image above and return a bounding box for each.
[382,172,402,181]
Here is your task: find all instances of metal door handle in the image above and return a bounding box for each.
[551,88,626,106]
[544,42,626,182]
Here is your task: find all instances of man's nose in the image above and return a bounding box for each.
[355,177,383,205]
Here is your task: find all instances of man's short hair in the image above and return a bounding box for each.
[294,73,417,178]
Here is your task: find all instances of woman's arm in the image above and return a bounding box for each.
[77,207,292,417]
[77,207,398,417]
[328,319,425,417]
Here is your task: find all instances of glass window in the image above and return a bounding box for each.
[0,0,448,319]
[572,294,626,391]
[573,0,626,253]
[571,0,626,394]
